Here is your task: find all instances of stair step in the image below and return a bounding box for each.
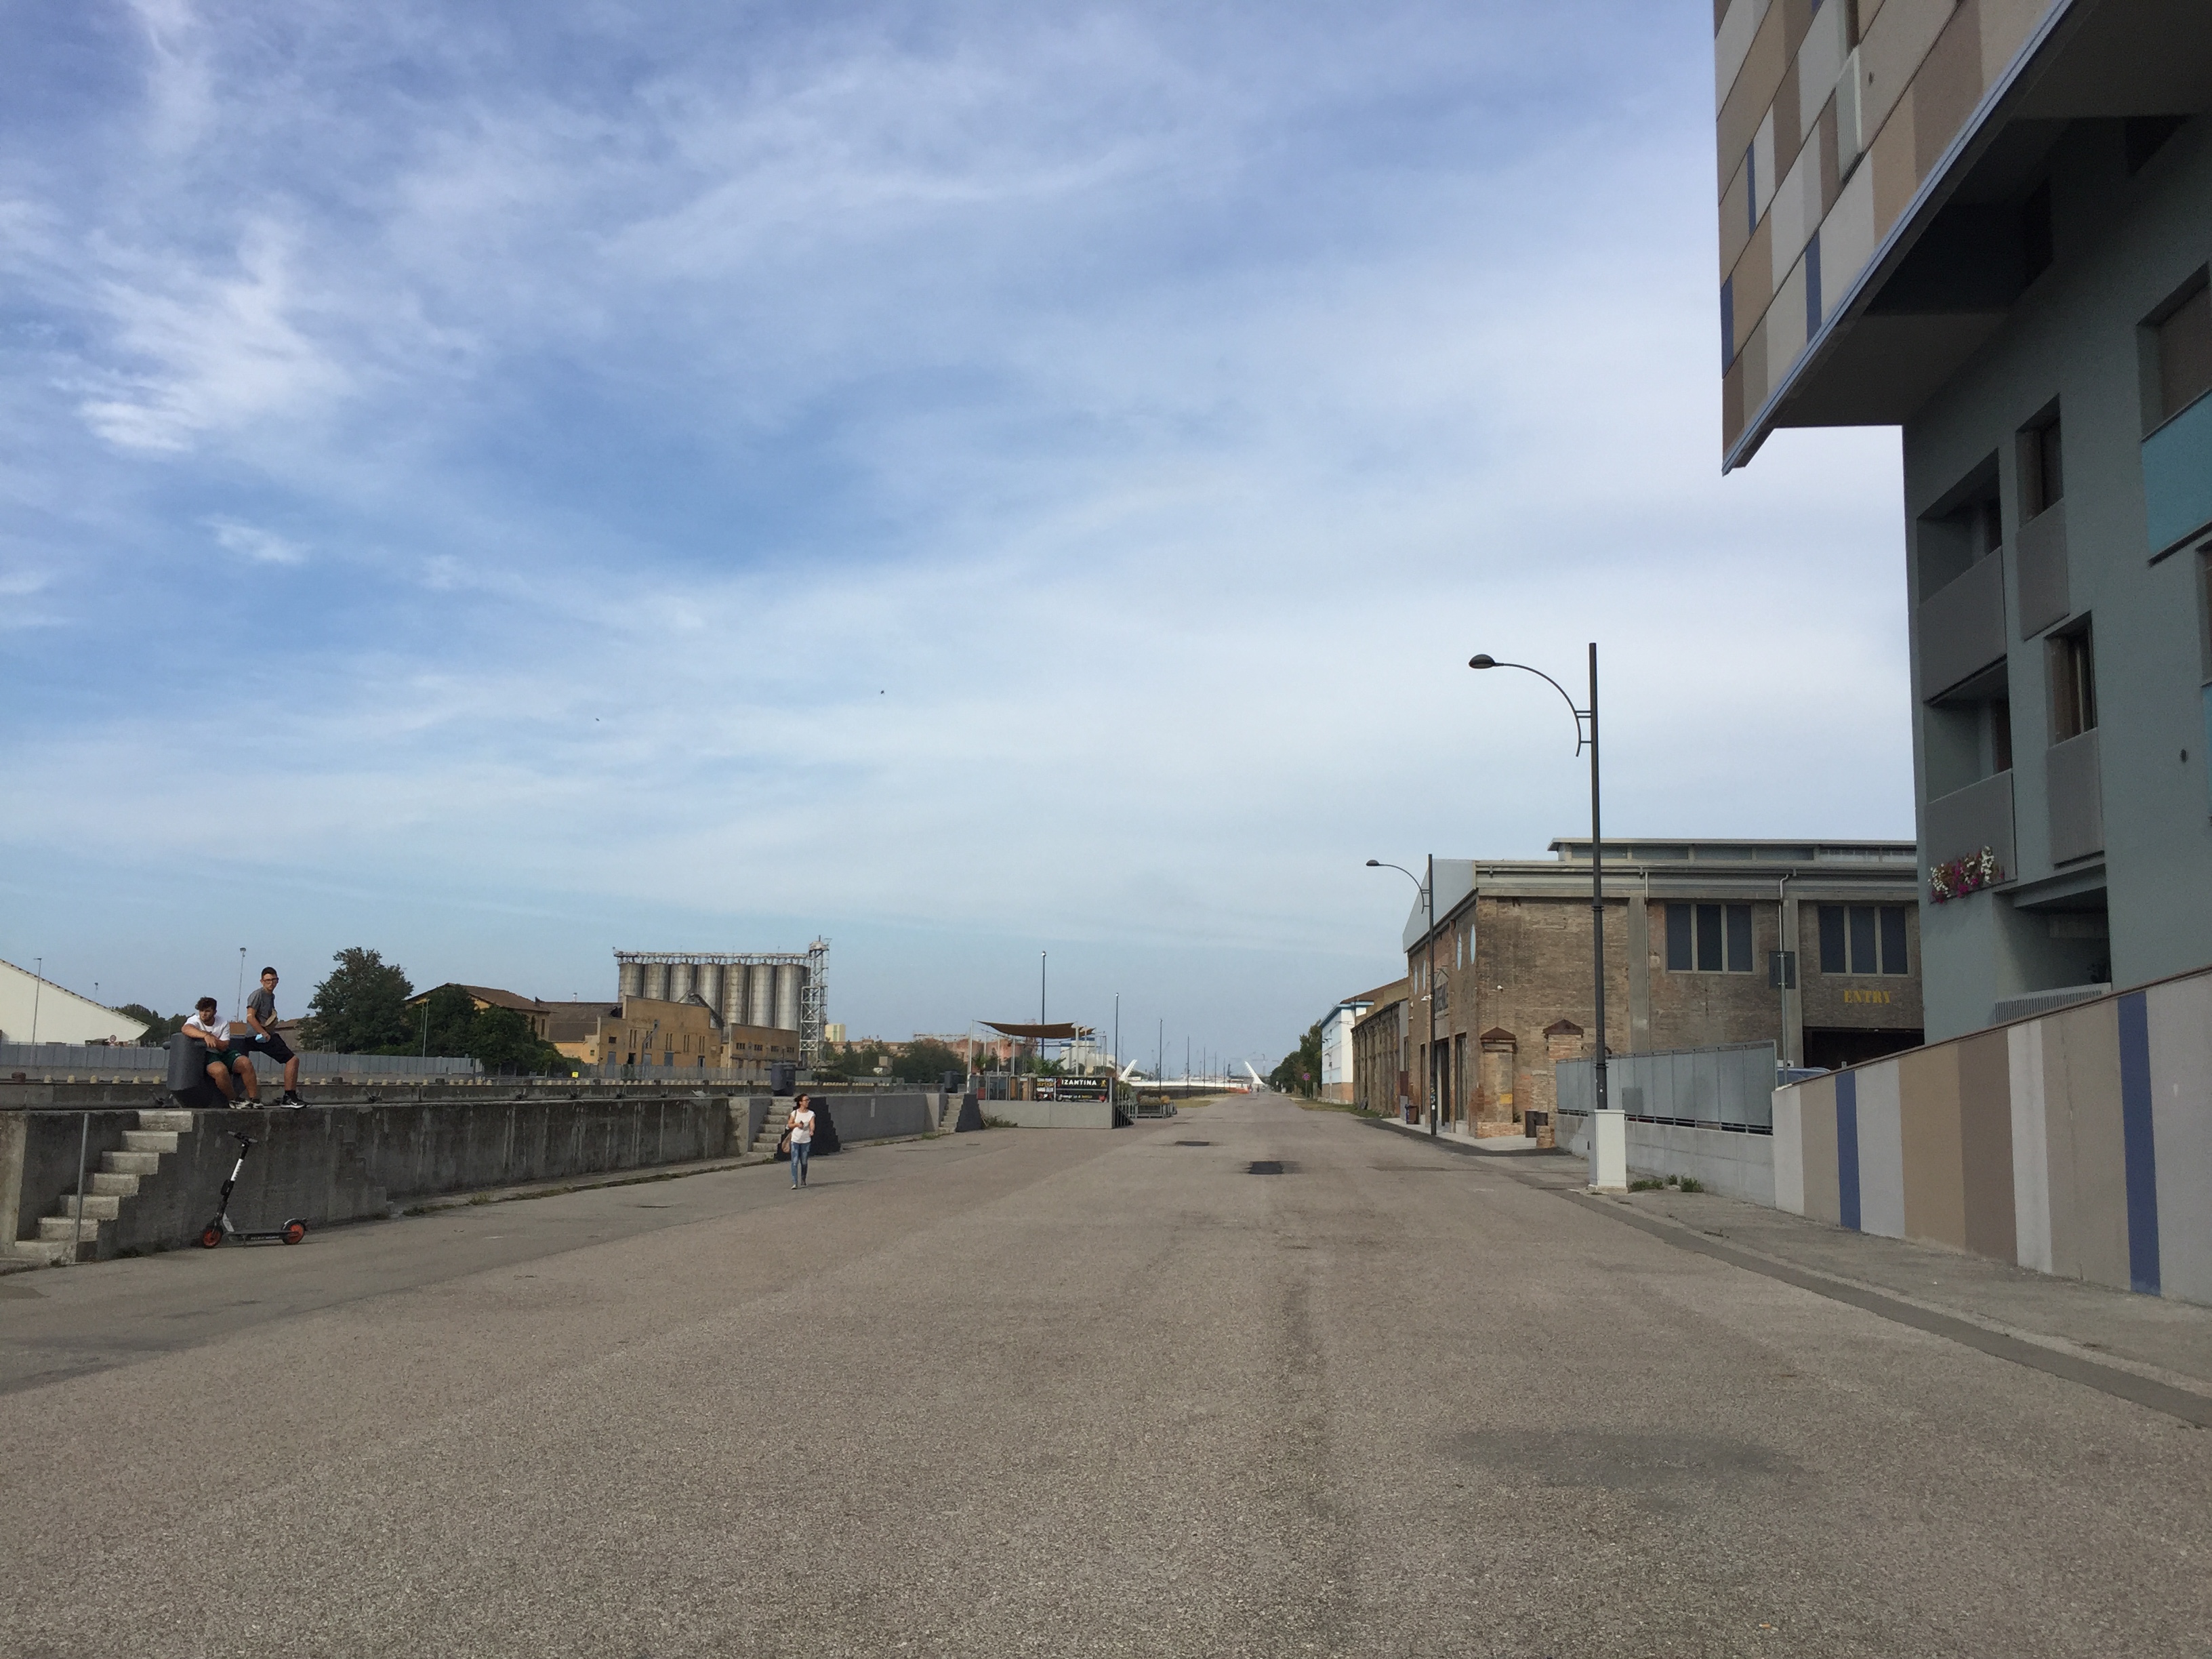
[89,1172,142,1197]
[38,1215,106,1242]
[121,1130,180,1153]
[56,1193,122,1221]
[138,1109,195,1132]
[9,1240,75,1266]
[103,1150,163,1175]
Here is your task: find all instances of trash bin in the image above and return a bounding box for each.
[769,1061,797,1097]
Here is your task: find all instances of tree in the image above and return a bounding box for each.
[302,948,414,1054]
[117,1004,186,1045]
[1268,1019,1325,1097]
[893,1038,968,1085]
[462,1004,571,1076]
[409,984,480,1059]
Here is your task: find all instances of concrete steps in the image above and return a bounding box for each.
[26,1107,195,1265]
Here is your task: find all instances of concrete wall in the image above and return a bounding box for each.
[1774,966,2212,1305]
[983,1099,1117,1130]
[1559,1110,1777,1207]
[816,1092,935,1145]
[7,1090,947,1258]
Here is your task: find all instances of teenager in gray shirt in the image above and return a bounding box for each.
[239,966,304,1107]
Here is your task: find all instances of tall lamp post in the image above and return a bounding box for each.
[1366,857,1437,1138]
[1468,645,1608,1121]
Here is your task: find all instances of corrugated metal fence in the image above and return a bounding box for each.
[0,1043,483,1078]
[1556,1042,1776,1132]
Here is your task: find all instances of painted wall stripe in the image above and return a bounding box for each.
[2118,992,2161,1296]
[1837,1069,1862,1232]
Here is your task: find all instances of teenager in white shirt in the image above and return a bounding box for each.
[182,996,248,1106]
[787,1094,815,1189]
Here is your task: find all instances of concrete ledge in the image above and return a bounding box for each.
[983,1099,1117,1130]
[1558,1110,1776,1206]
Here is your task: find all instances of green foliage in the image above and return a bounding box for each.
[393,984,571,1074]
[1267,1019,1325,1096]
[302,948,415,1054]
[465,1004,571,1076]
[893,1038,968,1085]
[413,984,479,1058]
[117,1003,186,1044]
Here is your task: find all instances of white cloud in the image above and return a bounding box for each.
[206,516,307,565]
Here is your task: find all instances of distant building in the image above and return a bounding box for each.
[1713,1,2212,1036]
[1400,840,1924,1134]
[546,993,799,1081]
[824,1022,847,1044]
[1349,980,1410,1114]
[405,983,553,1040]
[0,958,147,1045]
[1317,984,1395,1102]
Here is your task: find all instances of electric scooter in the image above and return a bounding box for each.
[198,1132,308,1248]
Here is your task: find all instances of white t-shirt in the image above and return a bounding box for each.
[184,1012,229,1048]
[789,1108,815,1146]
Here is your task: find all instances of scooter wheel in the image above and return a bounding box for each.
[199,1226,223,1249]
[282,1221,307,1245]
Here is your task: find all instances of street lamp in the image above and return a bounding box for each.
[1367,857,1438,1138]
[1468,645,1611,1129]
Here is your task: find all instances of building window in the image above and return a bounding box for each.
[2152,274,2212,428]
[2022,410,2063,517]
[1664,903,1752,972]
[2050,621,2097,741]
[1818,905,1910,975]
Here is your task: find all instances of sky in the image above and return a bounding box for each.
[0,1,1912,1071]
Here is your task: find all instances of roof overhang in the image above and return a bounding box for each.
[1727,0,2212,472]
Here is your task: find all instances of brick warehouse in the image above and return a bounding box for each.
[1399,839,1926,1135]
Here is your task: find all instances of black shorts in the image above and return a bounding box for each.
[241,1031,294,1064]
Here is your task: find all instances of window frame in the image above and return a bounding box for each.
[1818,903,1912,977]
[1664,901,1755,974]
[2049,620,2097,742]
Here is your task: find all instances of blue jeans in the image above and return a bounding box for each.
[790,1142,811,1185]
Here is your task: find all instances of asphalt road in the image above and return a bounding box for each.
[3,1092,2207,1658]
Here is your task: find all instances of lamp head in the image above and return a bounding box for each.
[1467,653,1496,669]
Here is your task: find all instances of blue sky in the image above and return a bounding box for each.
[0,1,1911,1069]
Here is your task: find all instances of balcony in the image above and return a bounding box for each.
[2015,501,2069,637]
[1925,770,2016,880]
[2047,729,2104,865]
[2144,391,2212,556]
[1917,553,2006,697]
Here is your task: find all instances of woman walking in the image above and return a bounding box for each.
[787,1094,816,1189]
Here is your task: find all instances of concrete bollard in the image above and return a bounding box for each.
[1588,1109,1628,1192]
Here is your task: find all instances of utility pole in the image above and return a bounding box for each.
[1426,854,1437,1136]
[30,957,42,1044]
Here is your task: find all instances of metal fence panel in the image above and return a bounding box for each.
[0,1042,483,1078]
[1555,1042,1775,1130]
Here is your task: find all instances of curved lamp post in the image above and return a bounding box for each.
[1468,646,1608,1120]
[1367,857,1438,1137]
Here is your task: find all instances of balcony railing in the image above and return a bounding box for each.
[1917,552,2006,697]
[2016,501,2069,637]
[2047,728,2104,865]
[1924,769,2016,879]
[2144,391,2212,556]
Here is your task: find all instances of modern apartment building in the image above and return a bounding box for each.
[1715,0,2212,1038]
[1399,840,1923,1133]
[1315,989,1383,1103]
